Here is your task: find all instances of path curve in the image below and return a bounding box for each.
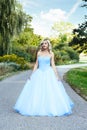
[0,64,87,130]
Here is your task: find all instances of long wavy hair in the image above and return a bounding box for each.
[39,39,52,53]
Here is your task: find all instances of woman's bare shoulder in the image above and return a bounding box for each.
[50,51,54,57]
[37,50,41,56]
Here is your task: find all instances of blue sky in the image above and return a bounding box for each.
[19,0,86,37]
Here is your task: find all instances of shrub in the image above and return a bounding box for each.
[64,47,79,61]
[53,43,79,65]
[7,62,21,71]
[12,45,38,62]
[26,46,37,62]
[61,54,70,61]
[0,63,14,76]
[0,54,30,70]
[3,54,17,62]
[59,50,70,61]
[12,48,31,62]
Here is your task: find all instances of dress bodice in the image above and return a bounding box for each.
[38,56,51,70]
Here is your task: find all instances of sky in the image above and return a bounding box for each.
[18,0,86,37]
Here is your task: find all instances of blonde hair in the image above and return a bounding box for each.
[39,39,52,52]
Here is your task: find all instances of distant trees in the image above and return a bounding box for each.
[69,0,87,53]
[50,21,79,64]
[12,28,42,62]
[52,42,79,65]
[52,21,75,44]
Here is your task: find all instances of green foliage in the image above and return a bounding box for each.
[0,54,30,70]
[7,62,21,70]
[53,43,79,65]
[13,28,42,47]
[52,21,74,43]
[12,47,31,62]
[60,51,70,61]
[0,62,21,73]
[65,67,87,100]
[69,0,87,53]
[64,47,79,60]
[0,63,14,76]
[0,0,32,55]
[69,22,87,53]
[11,28,42,62]
[26,46,38,62]
[0,62,23,80]
[52,21,74,34]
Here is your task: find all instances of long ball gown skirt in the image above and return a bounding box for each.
[13,56,74,116]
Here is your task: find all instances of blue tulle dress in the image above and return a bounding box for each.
[13,56,74,116]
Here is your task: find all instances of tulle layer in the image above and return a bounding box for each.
[13,67,74,116]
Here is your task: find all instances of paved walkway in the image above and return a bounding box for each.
[0,64,87,130]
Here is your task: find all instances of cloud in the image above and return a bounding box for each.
[40,9,67,22]
[19,0,80,37]
[31,15,51,37]
[67,0,81,18]
[31,9,68,37]
[31,1,81,37]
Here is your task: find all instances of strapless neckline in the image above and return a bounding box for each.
[38,55,51,58]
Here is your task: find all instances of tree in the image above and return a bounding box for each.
[0,0,15,55]
[0,0,32,55]
[53,42,79,65]
[11,28,42,62]
[52,21,75,43]
[52,21,74,34]
[69,0,87,53]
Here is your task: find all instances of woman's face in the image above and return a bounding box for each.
[41,41,49,50]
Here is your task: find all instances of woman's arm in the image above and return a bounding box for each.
[28,52,39,79]
[32,53,39,73]
[50,52,60,80]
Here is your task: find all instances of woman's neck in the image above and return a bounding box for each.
[41,48,48,52]
[40,50,50,55]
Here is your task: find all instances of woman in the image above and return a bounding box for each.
[13,39,74,116]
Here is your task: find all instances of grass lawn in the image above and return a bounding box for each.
[64,66,87,101]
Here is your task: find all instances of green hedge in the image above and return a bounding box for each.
[0,54,30,70]
[53,45,79,65]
